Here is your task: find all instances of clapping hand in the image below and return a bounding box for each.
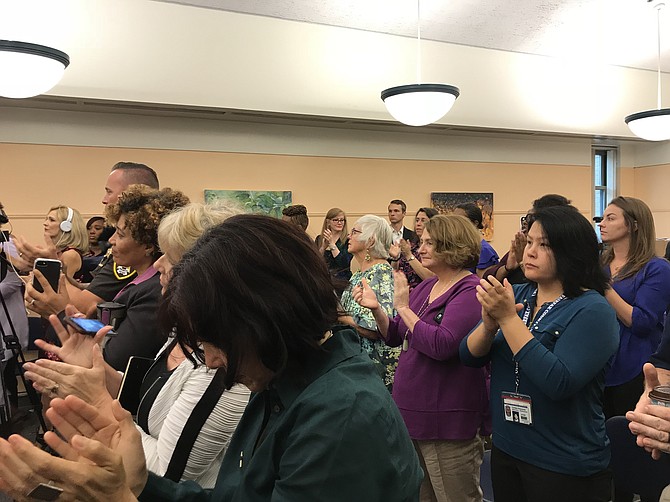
[476,276,520,323]
[34,306,112,369]
[352,278,380,310]
[389,243,401,260]
[398,239,412,260]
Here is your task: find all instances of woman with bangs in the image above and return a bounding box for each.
[316,207,353,280]
[355,214,488,502]
[461,206,619,502]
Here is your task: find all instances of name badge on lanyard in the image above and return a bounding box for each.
[500,289,565,427]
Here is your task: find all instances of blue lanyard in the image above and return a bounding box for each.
[513,289,565,392]
[521,289,565,331]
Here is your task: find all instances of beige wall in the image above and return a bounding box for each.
[3,142,590,256]
[632,163,670,238]
[3,105,669,257]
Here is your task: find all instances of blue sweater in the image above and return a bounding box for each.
[460,283,619,476]
[605,257,670,386]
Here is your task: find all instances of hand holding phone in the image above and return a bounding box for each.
[32,258,61,293]
[63,316,108,336]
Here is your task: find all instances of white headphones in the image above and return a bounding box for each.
[60,207,73,232]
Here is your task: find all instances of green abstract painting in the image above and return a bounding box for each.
[204,190,292,218]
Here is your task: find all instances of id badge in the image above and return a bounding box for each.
[502,391,533,426]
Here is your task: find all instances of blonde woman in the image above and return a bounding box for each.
[24,202,249,488]
[339,214,398,390]
[42,205,88,282]
[316,207,353,280]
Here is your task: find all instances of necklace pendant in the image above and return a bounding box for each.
[402,337,409,351]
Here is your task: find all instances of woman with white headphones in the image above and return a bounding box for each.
[42,205,88,283]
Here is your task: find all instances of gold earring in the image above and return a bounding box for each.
[365,250,372,262]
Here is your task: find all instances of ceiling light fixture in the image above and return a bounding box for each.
[625,1,670,141]
[0,40,70,99]
[381,0,459,127]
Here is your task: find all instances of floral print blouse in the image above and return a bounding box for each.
[340,262,400,391]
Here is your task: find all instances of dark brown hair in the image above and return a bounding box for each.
[162,214,341,389]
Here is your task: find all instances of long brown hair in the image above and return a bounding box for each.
[601,196,656,280]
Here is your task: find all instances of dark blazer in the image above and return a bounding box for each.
[402,226,419,245]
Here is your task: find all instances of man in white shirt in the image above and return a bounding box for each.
[387,199,418,245]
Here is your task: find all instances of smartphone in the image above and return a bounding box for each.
[32,258,61,293]
[63,316,107,335]
[118,356,154,414]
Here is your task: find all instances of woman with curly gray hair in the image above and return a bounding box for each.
[339,214,399,391]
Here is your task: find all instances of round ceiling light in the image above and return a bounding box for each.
[0,40,70,99]
[381,84,460,127]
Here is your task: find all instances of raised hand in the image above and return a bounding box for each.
[35,307,112,369]
[24,344,112,409]
[47,396,147,497]
[352,278,380,310]
[476,276,519,322]
[512,231,525,266]
[13,234,59,266]
[25,271,70,318]
[389,243,401,260]
[393,271,410,310]
[398,239,412,259]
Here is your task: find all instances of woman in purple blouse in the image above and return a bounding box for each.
[599,196,670,420]
[354,214,489,502]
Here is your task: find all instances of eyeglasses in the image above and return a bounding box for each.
[350,228,362,235]
[331,218,346,223]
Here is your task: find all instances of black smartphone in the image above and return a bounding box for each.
[63,316,107,336]
[32,258,61,293]
[118,356,154,414]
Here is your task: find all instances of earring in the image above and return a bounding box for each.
[365,250,372,262]
[145,250,152,256]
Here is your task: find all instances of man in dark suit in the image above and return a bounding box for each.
[387,199,418,245]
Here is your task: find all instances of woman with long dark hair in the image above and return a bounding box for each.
[0,215,423,502]
[461,206,619,502]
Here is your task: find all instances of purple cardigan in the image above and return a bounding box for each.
[385,274,489,441]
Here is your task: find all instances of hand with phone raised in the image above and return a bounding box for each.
[25,263,71,318]
[34,306,113,370]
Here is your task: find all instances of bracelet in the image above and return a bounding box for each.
[389,257,399,262]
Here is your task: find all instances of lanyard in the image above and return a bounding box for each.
[513,289,565,392]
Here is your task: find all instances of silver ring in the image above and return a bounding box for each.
[49,384,59,397]
[28,481,63,500]
[18,252,23,258]
[30,299,36,306]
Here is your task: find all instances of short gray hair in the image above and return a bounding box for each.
[353,214,392,259]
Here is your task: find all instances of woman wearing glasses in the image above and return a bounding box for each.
[340,215,398,391]
[316,208,353,280]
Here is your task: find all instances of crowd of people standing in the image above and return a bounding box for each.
[1,172,670,502]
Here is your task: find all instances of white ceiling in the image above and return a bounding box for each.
[160,0,669,72]
[1,0,669,139]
